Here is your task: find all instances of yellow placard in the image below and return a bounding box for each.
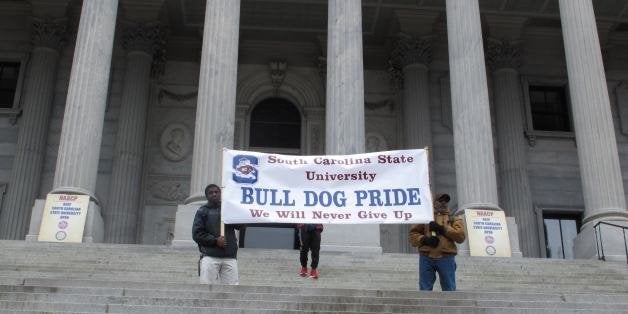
[464,209,511,257]
[38,194,90,243]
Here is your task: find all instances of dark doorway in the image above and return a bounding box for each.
[543,213,581,259]
[242,98,302,249]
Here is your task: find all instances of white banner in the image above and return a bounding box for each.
[221,149,434,224]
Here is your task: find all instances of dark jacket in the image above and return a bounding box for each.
[192,203,238,259]
[409,209,465,258]
[297,224,323,232]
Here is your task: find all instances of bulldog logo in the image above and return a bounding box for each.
[232,155,258,184]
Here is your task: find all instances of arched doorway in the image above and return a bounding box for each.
[241,97,302,249]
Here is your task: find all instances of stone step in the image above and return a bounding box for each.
[3,280,628,304]
[2,291,627,312]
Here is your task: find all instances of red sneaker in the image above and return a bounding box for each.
[299,266,308,277]
[309,268,318,279]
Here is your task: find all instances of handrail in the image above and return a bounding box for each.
[593,221,628,264]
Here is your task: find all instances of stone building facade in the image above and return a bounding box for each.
[0,0,627,260]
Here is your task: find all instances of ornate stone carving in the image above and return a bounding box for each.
[390,33,434,67]
[32,17,67,50]
[122,23,167,75]
[159,123,192,162]
[317,56,327,84]
[386,59,403,92]
[486,38,522,70]
[148,181,189,202]
[269,60,287,93]
[387,33,433,91]
[365,133,388,152]
[365,99,395,112]
[158,89,198,103]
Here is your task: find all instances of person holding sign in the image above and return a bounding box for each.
[409,193,465,291]
[192,184,240,285]
[297,223,323,279]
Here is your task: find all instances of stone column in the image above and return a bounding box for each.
[172,0,241,246]
[323,0,379,252]
[326,0,365,154]
[558,0,628,259]
[387,34,433,253]
[24,0,118,243]
[445,0,500,210]
[487,39,539,257]
[52,0,118,195]
[391,34,433,151]
[105,24,163,244]
[0,18,66,239]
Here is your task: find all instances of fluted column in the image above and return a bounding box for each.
[391,34,433,150]
[388,34,433,253]
[105,24,163,243]
[487,39,539,257]
[0,18,66,239]
[325,0,365,154]
[559,1,627,226]
[445,0,499,210]
[323,0,379,252]
[52,0,118,196]
[187,0,240,203]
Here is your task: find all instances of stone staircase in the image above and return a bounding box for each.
[0,240,627,313]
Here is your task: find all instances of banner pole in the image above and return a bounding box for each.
[220,147,226,236]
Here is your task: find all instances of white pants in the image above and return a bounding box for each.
[199,256,239,285]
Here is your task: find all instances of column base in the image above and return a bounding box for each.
[320,224,382,253]
[25,199,104,243]
[574,212,628,261]
[171,203,201,247]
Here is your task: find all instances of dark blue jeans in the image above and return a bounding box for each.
[419,255,457,291]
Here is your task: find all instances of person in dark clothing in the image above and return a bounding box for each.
[192,184,239,285]
[297,223,323,279]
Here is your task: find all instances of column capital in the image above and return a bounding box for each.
[486,38,522,71]
[390,33,434,68]
[32,17,68,50]
[121,22,167,74]
[387,33,433,91]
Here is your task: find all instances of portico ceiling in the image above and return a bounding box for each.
[159,0,628,66]
[169,0,628,41]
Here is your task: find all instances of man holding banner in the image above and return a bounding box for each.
[409,193,466,291]
[192,184,239,285]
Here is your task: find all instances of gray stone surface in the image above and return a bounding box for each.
[445,0,500,211]
[323,0,379,253]
[52,0,118,195]
[559,0,628,257]
[488,39,539,258]
[0,18,65,240]
[105,24,162,244]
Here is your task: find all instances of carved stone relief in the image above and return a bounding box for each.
[147,180,189,203]
[365,133,388,152]
[159,123,191,162]
[269,60,287,93]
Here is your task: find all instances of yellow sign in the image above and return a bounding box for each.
[465,209,511,257]
[38,194,90,243]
